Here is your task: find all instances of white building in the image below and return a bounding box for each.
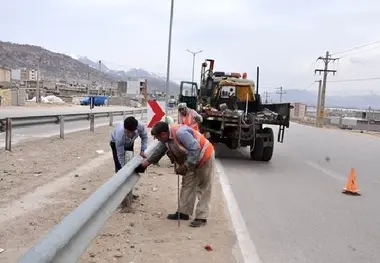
[20,68,38,82]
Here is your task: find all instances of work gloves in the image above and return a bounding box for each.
[175,164,188,175]
[134,164,147,174]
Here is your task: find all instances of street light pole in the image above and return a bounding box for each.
[164,0,175,115]
[186,49,203,83]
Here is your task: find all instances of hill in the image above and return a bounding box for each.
[0,41,179,93]
[276,89,380,109]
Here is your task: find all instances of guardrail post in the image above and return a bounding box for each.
[90,114,95,132]
[59,115,65,139]
[120,151,134,210]
[5,118,12,151]
[122,111,126,120]
[109,112,113,126]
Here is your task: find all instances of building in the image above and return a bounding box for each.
[20,68,38,82]
[290,102,307,119]
[117,78,147,95]
[0,67,12,88]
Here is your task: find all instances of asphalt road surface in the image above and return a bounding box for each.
[216,122,380,263]
[0,105,145,118]
[0,115,142,148]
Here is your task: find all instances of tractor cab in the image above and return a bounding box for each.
[179,81,198,110]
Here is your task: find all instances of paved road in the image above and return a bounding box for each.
[217,122,380,263]
[0,105,146,118]
[0,115,131,148]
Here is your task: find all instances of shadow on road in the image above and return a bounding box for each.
[214,144,248,160]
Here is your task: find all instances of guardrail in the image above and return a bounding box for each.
[1,109,148,151]
[18,140,160,263]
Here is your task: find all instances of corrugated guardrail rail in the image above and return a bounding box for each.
[1,108,148,151]
[18,140,160,263]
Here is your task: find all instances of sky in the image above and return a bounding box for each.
[1,0,380,96]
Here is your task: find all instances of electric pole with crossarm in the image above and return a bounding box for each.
[276,86,286,102]
[263,91,270,103]
[314,51,338,127]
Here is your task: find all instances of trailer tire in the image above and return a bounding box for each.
[250,137,264,161]
[261,127,274,162]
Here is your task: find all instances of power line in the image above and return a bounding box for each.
[338,46,380,59]
[331,40,380,56]
[328,77,380,83]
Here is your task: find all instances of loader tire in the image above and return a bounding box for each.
[261,127,274,162]
[250,137,264,161]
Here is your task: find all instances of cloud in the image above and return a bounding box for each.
[1,0,380,95]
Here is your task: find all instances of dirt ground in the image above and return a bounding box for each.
[0,126,240,263]
[79,157,239,263]
[292,119,380,138]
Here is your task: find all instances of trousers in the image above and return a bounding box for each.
[178,152,215,219]
[110,141,134,173]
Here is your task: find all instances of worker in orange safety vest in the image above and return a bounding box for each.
[177,102,203,131]
[139,121,215,227]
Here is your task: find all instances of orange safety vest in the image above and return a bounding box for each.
[179,109,199,131]
[168,124,214,168]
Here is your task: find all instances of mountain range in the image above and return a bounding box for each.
[0,41,179,93]
[276,89,379,109]
[0,40,378,109]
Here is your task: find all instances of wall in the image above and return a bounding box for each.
[0,68,11,83]
[108,96,131,106]
[11,88,26,106]
[0,89,11,106]
[290,102,307,119]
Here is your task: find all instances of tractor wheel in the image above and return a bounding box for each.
[250,137,264,161]
[261,127,274,162]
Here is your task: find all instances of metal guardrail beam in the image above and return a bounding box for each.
[1,109,149,151]
[18,140,160,263]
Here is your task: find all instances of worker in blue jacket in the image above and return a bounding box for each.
[110,116,148,172]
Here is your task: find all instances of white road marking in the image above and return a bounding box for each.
[215,159,261,263]
[306,160,346,181]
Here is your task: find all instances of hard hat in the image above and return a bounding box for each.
[178,102,187,110]
[161,115,174,124]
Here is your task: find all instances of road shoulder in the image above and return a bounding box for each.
[80,157,240,263]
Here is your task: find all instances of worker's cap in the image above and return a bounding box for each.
[178,102,187,110]
[161,115,174,124]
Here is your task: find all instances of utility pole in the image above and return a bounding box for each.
[164,0,174,115]
[263,91,270,103]
[276,86,286,102]
[98,60,102,95]
[314,51,338,127]
[36,57,41,104]
[316,80,322,127]
[186,49,203,83]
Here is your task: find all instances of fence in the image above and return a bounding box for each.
[18,140,160,263]
[1,109,147,151]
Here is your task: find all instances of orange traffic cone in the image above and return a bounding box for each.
[342,168,361,196]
